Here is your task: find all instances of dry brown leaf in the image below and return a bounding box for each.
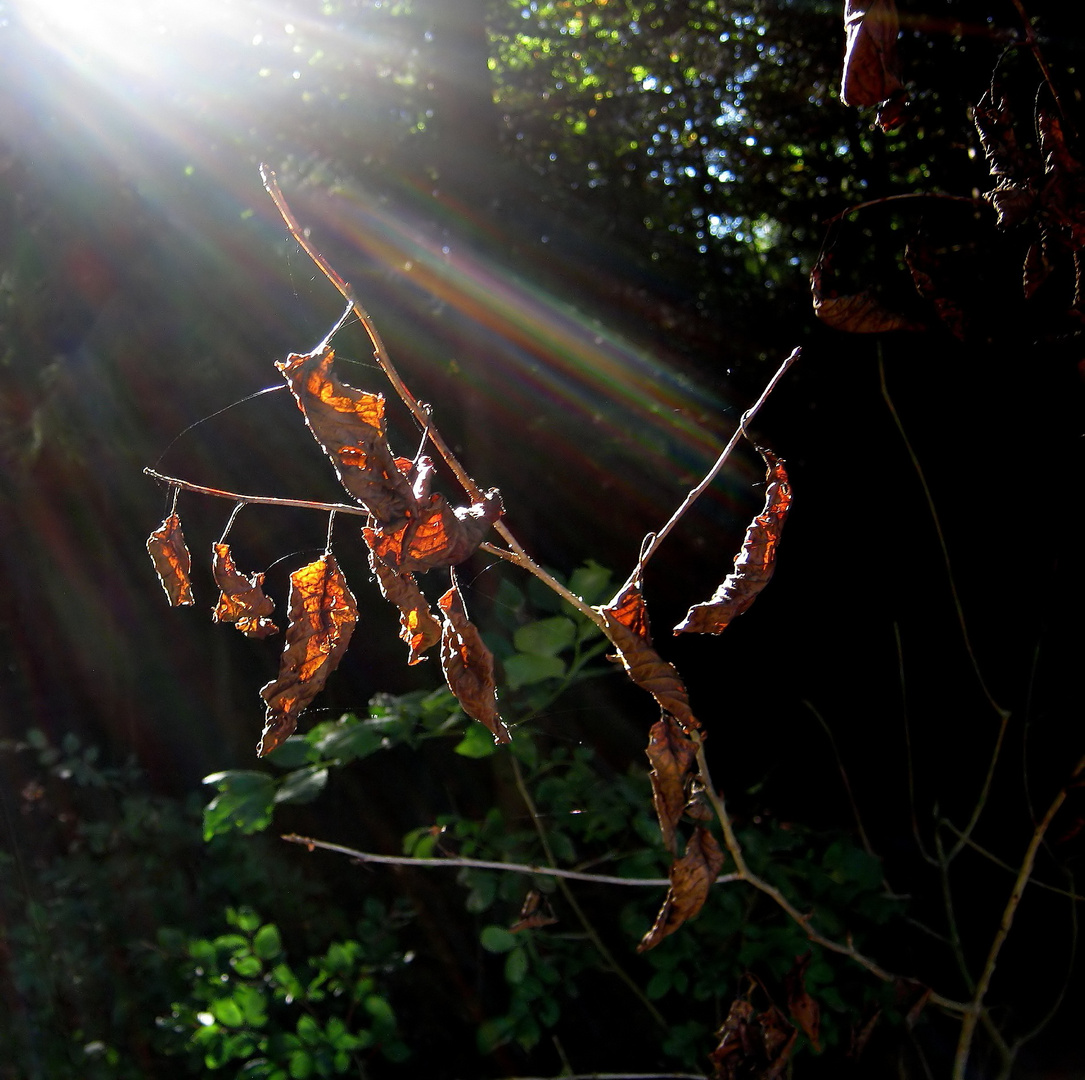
[363,526,442,664]
[675,449,791,635]
[785,953,821,1051]
[645,714,698,854]
[840,0,903,108]
[637,825,723,951]
[258,553,358,756]
[597,577,699,731]
[147,513,195,607]
[438,582,510,744]
[211,542,278,639]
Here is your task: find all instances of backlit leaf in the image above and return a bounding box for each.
[438,582,510,744]
[258,553,358,757]
[147,513,194,607]
[363,526,441,664]
[211,542,278,638]
[675,448,791,635]
[840,0,903,108]
[645,714,698,854]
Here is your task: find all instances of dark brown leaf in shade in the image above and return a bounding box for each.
[597,576,699,731]
[147,513,194,607]
[362,526,442,664]
[211,542,278,639]
[675,449,791,636]
[637,825,723,951]
[710,997,799,1080]
[840,0,903,108]
[811,268,924,333]
[371,489,504,574]
[645,714,698,853]
[258,553,358,757]
[848,1008,881,1060]
[438,582,510,744]
[905,240,968,339]
[277,345,416,524]
[509,889,558,933]
[785,954,822,1051]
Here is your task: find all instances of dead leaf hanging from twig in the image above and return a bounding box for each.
[675,448,791,635]
[211,542,278,639]
[645,714,699,854]
[147,512,194,607]
[638,824,724,951]
[258,553,358,756]
[438,580,510,744]
[841,0,904,109]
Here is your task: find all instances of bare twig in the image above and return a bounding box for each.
[639,348,800,568]
[952,754,1085,1080]
[281,833,739,889]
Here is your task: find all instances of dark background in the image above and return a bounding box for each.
[0,0,1082,1075]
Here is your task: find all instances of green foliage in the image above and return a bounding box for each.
[157,901,411,1075]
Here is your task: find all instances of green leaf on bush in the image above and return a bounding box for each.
[504,653,566,689]
[263,736,311,769]
[514,616,576,656]
[202,771,276,841]
[480,925,517,953]
[210,995,245,1027]
[454,722,500,758]
[505,946,529,985]
[273,766,329,805]
[253,923,283,961]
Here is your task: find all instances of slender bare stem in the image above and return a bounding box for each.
[952,754,1085,1080]
[639,348,800,568]
[281,833,738,888]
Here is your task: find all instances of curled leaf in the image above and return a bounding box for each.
[363,526,441,664]
[439,582,510,744]
[211,543,278,639]
[710,997,798,1080]
[258,553,358,757]
[638,825,723,951]
[597,576,699,731]
[277,345,416,524]
[840,0,903,108]
[675,449,791,636]
[147,513,194,607]
[645,714,698,854]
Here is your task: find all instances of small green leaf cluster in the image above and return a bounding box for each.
[158,902,410,1077]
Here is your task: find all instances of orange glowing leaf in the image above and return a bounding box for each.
[646,714,699,854]
[211,543,278,639]
[276,345,416,524]
[258,553,358,756]
[597,575,698,731]
[438,582,510,744]
[363,526,442,664]
[147,513,194,607]
[638,825,723,952]
[675,449,792,635]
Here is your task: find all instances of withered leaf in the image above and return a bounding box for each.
[675,449,791,636]
[371,489,504,575]
[439,582,510,745]
[258,553,358,757]
[509,889,558,933]
[646,714,698,854]
[362,526,442,664]
[840,0,903,108]
[637,825,723,952]
[811,249,924,332]
[277,346,416,525]
[211,542,278,639]
[147,513,194,607]
[785,953,822,1051]
[710,997,798,1080]
[598,577,699,731]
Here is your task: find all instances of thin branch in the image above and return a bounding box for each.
[507,1074,708,1080]
[894,623,937,866]
[952,754,1085,1080]
[281,833,739,889]
[639,348,800,568]
[144,468,370,518]
[1009,0,1077,140]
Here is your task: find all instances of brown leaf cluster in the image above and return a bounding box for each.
[438,581,510,745]
[147,513,194,607]
[212,542,278,639]
[363,526,441,665]
[710,998,797,1080]
[675,449,791,635]
[278,346,502,572]
[258,553,358,756]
